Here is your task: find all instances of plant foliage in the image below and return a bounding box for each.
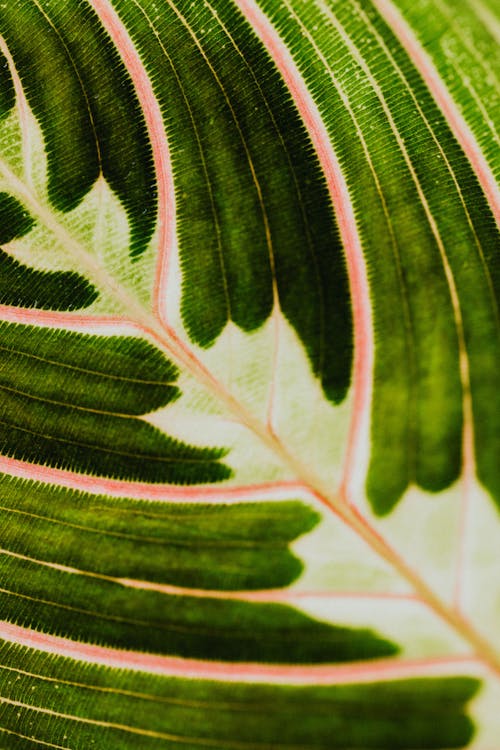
[0,0,499,747]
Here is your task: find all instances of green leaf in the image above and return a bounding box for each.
[0,646,480,749]
[0,0,499,747]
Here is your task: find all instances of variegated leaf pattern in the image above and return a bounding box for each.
[0,0,498,747]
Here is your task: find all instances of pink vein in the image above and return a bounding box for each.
[87,0,176,324]
[0,305,131,330]
[0,454,306,502]
[372,0,500,229]
[233,0,373,504]
[0,621,479,685]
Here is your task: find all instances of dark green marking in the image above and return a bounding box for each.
[0,192,33,243]
[0,550,397,662]
[0,1,157,257]
[0,49,14,119]
[0,322,229,484]
[0,642,480,748]
[0,478,396,666]
[0,249,98,310]
[0,2,98,212]
[0,474,319,591]
[112,0,353,403]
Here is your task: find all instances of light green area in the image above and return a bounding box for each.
[0,108,102,311]
[159,315,351,487]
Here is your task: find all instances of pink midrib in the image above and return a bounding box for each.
[0,621,479,685]
[87,0,176,325]
[0,452,306,501]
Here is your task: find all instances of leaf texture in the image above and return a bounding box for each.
[0,0,498,748]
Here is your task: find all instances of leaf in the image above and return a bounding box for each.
[0,0,499,748]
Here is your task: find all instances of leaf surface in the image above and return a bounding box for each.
[0,0,499,747]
